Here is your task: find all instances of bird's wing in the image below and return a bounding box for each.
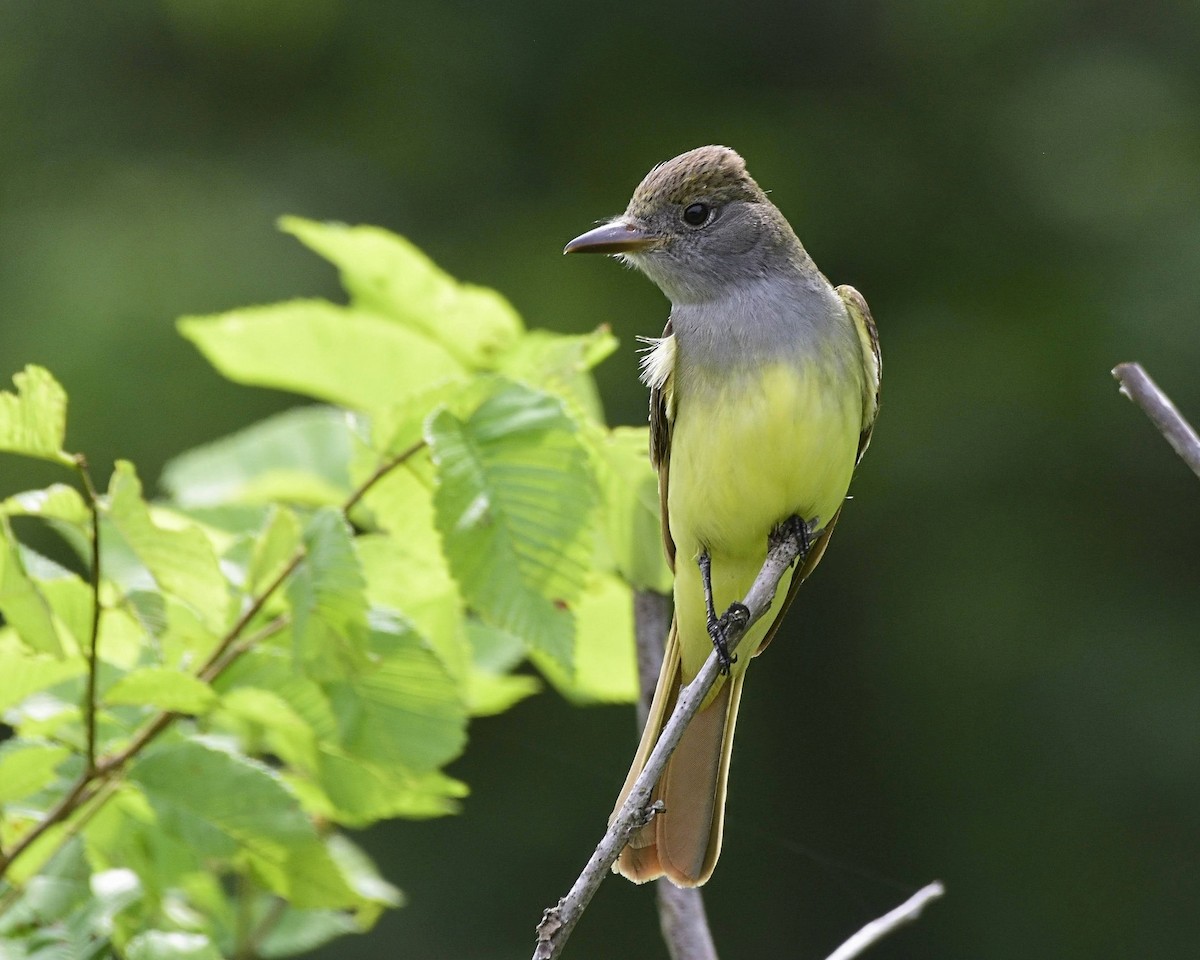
[838,284,882,464]
[640,320,677,571]
[754,285,881,657]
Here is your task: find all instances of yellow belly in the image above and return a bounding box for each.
[667,359,861,678]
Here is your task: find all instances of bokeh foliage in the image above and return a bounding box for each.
[2,1,1200,957]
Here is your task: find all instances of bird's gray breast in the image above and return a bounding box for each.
[668,276,859,394]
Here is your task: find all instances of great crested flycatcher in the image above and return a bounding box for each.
[565,145,881,887]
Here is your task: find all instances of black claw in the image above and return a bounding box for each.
[706,617,737,675]
[722,601,750,630]
[772,514,814,564]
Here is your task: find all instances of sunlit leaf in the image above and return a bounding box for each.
[533,571,639,704]
[0,365,73,466]
[463,620,540,716]
[128,739,366,910]
[125,930,221,960]
[428,382,595,669]
[179,299,464,414]
[286,508,368,676]
[105,462,230,633]
[161,406,353,508]
[323,617,467,773]
[0,742,70,803]
[0,522,65,656]
[247,506,303,595]
[280,217,523,369]
[103,667,216,714]
[497,326,617,423]
[595,426,672,593]
[213,686,319,772]
[356,532,469,684]
[0,633,83,712]
[254,906,359,957]
[1,484,90,527]
[304,753,467,826]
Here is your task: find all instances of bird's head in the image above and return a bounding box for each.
[565,146,798,303]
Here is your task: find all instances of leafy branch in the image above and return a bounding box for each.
[0,218,662,956]
[0,436,428,886]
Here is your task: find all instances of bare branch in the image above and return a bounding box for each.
[1112,362,1200,479]
[533,533,803,960]
[656,882,718,960]
[823,882,944,960]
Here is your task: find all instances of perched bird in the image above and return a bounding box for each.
[564,146,881,887]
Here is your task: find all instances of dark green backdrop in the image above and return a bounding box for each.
[3,1,1199,957]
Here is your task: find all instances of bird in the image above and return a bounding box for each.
[563,145,881,887]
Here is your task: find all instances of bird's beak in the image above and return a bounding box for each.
[563,219,659,255]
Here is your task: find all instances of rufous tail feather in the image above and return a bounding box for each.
[611,618,745,887]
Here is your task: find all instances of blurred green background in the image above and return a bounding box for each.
[4,1,1200,957]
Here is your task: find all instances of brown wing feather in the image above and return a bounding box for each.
[837,284,881,464]
[649,319,676,571]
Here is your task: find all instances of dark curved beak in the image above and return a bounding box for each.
[563,219,658,255]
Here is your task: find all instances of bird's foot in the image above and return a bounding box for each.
[707,602,749,675]
[771,514,814,565]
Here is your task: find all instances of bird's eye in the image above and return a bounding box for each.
[682,202,711,227]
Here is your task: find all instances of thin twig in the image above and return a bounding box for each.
[823,881,945,960]
[195,552,305,682]
[632,590,719,960]
[74,456,102,774]
[238,895,288,960]
[342,439,426,514]
[1112,362,1200,479]
[533,533,804,960]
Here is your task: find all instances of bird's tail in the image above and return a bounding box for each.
[610,618,745,887]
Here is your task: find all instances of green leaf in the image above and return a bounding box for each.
[103,667,217,714]
[463,620,541,716]
[532,571,639,704]
[304,753,467,826]
[124,931,221,960]
[356,532,469,684]
[216,647,339,747]
[596,426,673,593]
[497,326,617,423]
[323,617,467,773]
[246,505,303,595]
[128,739,367,910]
[0,633,83,712]
[129,739,300,860]
[280,217,523,369]
[161,406,353,508]
[214,686,319,772]
[286,508,368,675]
[0,522,66,656]
[367,380,461,459]
[0,742,70,803]
[179,299,465,414]
[1,484,90,527]
[428,382,595,668]
[105,462,230,633]
[254,907,359,958]
[0,365,73,466]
